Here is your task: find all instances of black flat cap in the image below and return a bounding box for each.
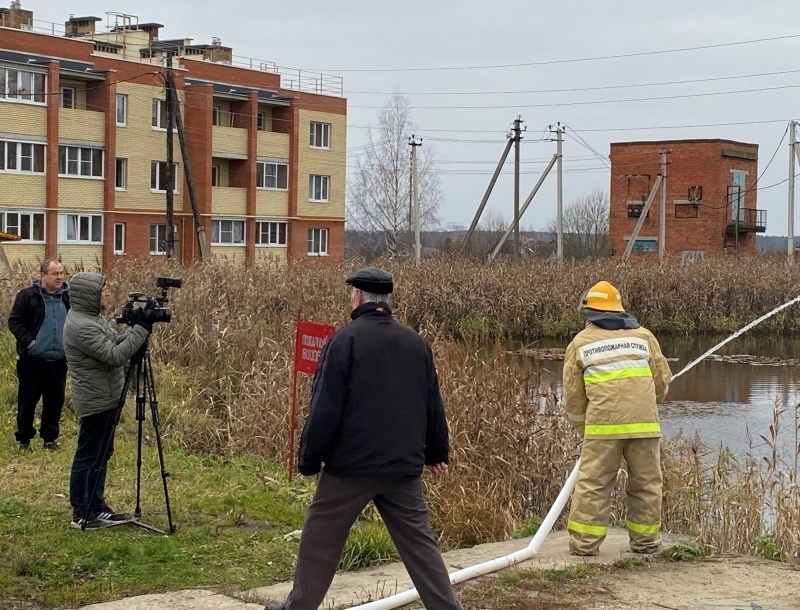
[346,266,393,294]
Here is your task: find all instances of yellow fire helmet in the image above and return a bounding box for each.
[583,280,624,312]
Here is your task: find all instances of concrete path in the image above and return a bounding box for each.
[80,527,677,610]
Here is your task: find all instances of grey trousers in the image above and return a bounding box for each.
[283,472,462,610]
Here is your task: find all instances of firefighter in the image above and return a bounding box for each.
[562,280,672,556]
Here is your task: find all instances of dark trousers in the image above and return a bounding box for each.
[69,409,117,519]
[284,473,462,610]
[15,356,67,444]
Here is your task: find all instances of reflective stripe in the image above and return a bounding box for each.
[568,520,608,536]
[584,422,661,436]
[584,366,653,385]
[626,520,661,534]
[567,412,586,422]
[585,359,649,376]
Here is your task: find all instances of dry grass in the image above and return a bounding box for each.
[0,256,798,561]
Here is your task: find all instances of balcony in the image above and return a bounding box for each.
[211,186,247,215]
[726,208,767,233]
[59,108,105,142]
[257,131,290,158]
[212,126,247,157]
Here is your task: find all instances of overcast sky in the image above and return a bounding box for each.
[23,0,800,235]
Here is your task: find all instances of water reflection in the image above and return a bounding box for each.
[535,334,800,462]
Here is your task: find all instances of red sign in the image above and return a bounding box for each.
[294,321,336,375]
[288,314,336,482]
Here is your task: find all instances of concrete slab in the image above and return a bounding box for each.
[78,527,685,610]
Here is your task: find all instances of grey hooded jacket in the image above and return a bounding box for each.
[63,272,149,418]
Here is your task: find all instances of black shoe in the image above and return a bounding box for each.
[96,510,129,523]
[18,442,32,453]
[71,517,113,530]
[264,604,285,610]
[42,441,59,450]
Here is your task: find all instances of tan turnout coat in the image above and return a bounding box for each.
[563,323,671,440]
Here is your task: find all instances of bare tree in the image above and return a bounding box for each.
[347,94,441,257]
[547,190,609,258]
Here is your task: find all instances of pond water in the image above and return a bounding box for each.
[535,334,800,465]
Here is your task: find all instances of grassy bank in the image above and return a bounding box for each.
[0,256,798,606]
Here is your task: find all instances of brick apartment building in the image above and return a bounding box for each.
[0,1,346,269]
[609,139,765,258]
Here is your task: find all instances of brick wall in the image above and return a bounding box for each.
[609,139,760,259]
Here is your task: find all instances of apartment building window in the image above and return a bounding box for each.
[0,211,45,241]
[58,145,103,177]
[211,165,220,187]
[115,158,127,189]
[150,161,178,192]
[0,141,45,173]
[212,106,220,126]
[255,221,287,246]
[60,87,76,109]
[116,94,128,126]
[151,99,174,130]
[310,122,330,149]
[59,213,102,243]
[211,219,246,245]
[309,174,329,202]
[307,228,328,255]
[0,68,46,103]
[149,223,174,254]
[256,162,288,190]
[113,223,125,254]
[257,112,266,131]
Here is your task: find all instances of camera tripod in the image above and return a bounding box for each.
[82,337,176,534]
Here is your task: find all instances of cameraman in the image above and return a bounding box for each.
[64,272,156,530]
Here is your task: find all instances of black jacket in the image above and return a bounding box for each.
[298,302,450,477]
[8,282,71,357]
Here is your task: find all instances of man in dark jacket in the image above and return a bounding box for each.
[64,272,152,530]
[265,267,461,610]
[8,259,69,452]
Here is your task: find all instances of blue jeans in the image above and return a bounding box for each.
[69,408,117,520]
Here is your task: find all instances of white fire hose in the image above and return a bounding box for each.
[346,294,800,609]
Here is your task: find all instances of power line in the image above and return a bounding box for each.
[310,33,800,72]
[345,68,800,96]
[346,83,800,110]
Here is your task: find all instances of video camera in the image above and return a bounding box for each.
[116,276,182,327]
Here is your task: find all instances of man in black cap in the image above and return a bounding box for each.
[266,267,461,610]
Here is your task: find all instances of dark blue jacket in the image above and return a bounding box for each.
[8,279,70,358]
[298,302,450,477]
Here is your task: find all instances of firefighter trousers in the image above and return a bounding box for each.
[567,437,662,555]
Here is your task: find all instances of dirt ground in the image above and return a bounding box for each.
[582,555,799,610]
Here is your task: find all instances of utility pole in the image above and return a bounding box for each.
[555,123,564,262]
[659,150,668,263]
[512,116,523,259]
[166,65,210,260]
[164,50,175,259]
[789,121,797,261]
[408,135,422,265]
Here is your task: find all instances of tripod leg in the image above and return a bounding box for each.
[143,351,176,534]
[135,361,146,519]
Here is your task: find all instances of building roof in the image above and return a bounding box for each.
[184,78,292,105]
[611,138,758,148]
[66,16,102,22]
[0,49,106,79]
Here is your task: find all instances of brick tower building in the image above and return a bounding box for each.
[609,139,765,259]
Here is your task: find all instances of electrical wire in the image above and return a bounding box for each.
[345,68,800,96]
[309,33,800,72]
